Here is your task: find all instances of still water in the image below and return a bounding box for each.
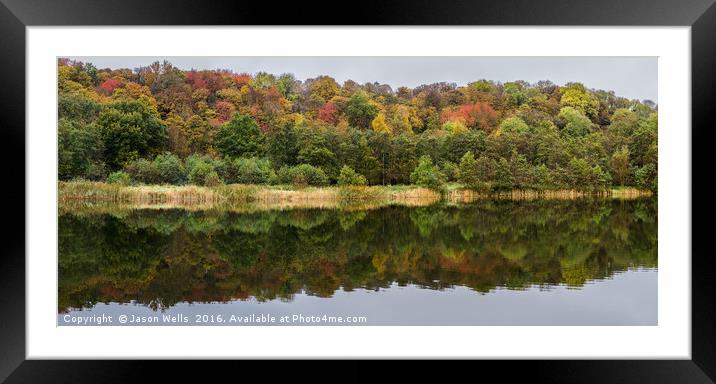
[58,198,657,325]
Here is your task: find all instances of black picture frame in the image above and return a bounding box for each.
[1,0,713,382]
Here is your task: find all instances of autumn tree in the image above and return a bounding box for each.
[560,82,600,120]
[309,76,340,103]
[441,102,498,132]
[57,59,657,191]
[371,113,391,134]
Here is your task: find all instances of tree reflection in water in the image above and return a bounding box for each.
[58,198,657,312]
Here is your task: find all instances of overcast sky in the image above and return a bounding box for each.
[68,56,658,102]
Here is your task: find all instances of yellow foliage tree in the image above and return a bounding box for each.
[371,113,392,134]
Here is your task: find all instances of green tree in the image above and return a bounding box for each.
[558,107,592,138]
[124,158,157,184]
[354,136,381,185]
[610,146,631,186]
[58,118,105,180]
[605,108,638,153]
[458,151,480,189]
[499,116,530,134]
[567,157,592,189]
[510,151,532,189]
[635,163,657,192]
[97,99,167,170]
[439,160,460,182]
[296,126,339,180]
[441,130,486,164]
[58,93,101,123]
[503,82,528,106]
[346,91,379,129]
[591,165,611,191]
[629,112,658,167]
[410,156,446,192]
[388,134,418,184]
[494,157,514,191]
[532,164,552,190]
[475,155,498,191]
[214,114,265,158]
[266,121,298,168]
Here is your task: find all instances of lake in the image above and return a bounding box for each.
[58,198,657,325]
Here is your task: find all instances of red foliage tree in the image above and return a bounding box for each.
[99,78,122,94]
[205,72,226,95]
[318,102,339,125]
[185,70,207,89]
[441,102,498,132]
[214,101,236,123]
[233,73,252,87]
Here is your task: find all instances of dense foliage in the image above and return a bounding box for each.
[58,59,658,192]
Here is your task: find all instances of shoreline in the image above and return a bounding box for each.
[58,181,655,212]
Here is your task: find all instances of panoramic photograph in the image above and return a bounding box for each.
[57,56,657,326]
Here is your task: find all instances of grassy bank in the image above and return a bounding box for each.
[58,181,653,211]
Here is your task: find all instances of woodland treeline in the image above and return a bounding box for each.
[58,59,658,192]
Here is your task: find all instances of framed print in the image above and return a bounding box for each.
[1,0,715,381]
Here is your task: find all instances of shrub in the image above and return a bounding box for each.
[124,158,157,184]
[85,161,108,182]
[152,153,186,185]
[409,156,446,192]
[218,157,276,184]
[203,171,224,187]
[123,153,187,185]
[106,171,131,185]
[337,165,368,186]
[276,164,329,186]
[185,154,218,171]
[187,158,223,186]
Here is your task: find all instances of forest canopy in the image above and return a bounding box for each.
[57,59,658,192]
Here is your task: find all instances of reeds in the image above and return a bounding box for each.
[447,188,653,202]
[58,181,655,213]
